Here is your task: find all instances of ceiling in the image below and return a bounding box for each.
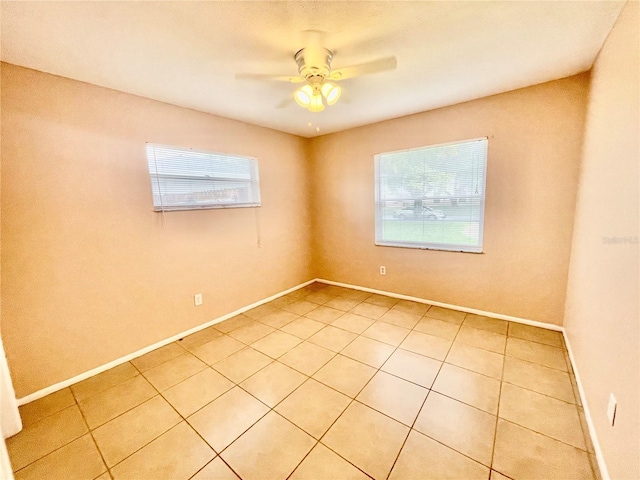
[0,1,625,138]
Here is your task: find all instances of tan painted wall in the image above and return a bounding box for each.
[0,63,312,398]
[563,2,639,479]
[309,75,589,325]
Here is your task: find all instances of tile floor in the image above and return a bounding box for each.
[8,282,600,480]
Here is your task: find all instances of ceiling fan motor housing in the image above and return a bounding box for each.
[295,46,333,81]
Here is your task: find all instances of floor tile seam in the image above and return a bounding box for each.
[489,342,508,473]
[502,350,568,373]
[140,361,210,393]
[16,391,78,430]
[72,367,141,403]
[130,344,186,374]
[211,354,278,386]
[505,333,565,350]
[494,416,590,453]
[440,356,504,381]
[448,335,507,356]
[500,378,578,405]
[381,320,460,480]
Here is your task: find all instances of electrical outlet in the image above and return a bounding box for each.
[194,293,203,306]
[380,266,387,275]
[607,393,617,426]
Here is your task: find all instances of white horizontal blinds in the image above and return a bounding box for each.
[375,138,487,253]
[146,144,261,211]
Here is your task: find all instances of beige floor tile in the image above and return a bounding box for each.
[350,302,389,319]
[490,470,512,480]
[331,313,376,334]
[258,309,300,328]
[341,336,395,368]
[393,300,431,316]
[493,419,593,480]
[78,375,156,429]
[499,383,585,449]
[214,314,254,333]
[163,368,234,417]
[339,289,371,301]
[432,363,500,414]
[71,362,139,402]
[321,285,350,296]
[413,317,460,340]
[414,391,496,466]
[283,299,319,316]
[304,290,336,305]
[191,335,245,365]
[243,303,279,320]
[212,347,272,383]
[313,354,377,397]
[188,386,269,452]
[178,326,224,351]
[279,341,336,375]
[192,457,240,480]
[250,330,302,358]
[131,342,185,372]
[227,321,275,344]
[365,294,399,308]
[7,405,88,471]
[275,378,351,439]
[221,411,315,480]
[290,443,370,480]
[508,322,564,348]
[92,395,181,467]
[463,314,508,335]
[281,317,326,339]
[389,429,489,480]
[240,361,306,407]
[142,352,207,391]
[18,388,75,428]
[400,330,452,361]
[362,321,410,346]
[445,342,504,379]
[324,296,362,312]
[304,305,345,324]
[506,337,568,371]
[14,434,106,480]
[379,308,422,329]
[503,356,575,403]
[381,348,442,388]
[322,402,409,480]
[111,422,213,480]
[455,325,506,354]
[307,325,357,352]
[356,372,428,426]
[425,305,466,324]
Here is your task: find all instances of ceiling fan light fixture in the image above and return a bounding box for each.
[308,93,325,112]
[321,82,341,105]
[294,84,313,108]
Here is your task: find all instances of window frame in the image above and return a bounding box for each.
[145,143,261,212]
[374,137,488,253]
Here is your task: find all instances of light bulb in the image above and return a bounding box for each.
[321,82,341,105]
[294,84,313,107]
[308,93,325,112]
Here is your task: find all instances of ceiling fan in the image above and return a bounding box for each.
[236,45,397,112]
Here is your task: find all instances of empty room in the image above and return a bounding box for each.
[0,1,638,480]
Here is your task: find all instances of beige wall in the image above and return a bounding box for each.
[309,75,589,325]
[563,2,639,479]
[0,63,312,398]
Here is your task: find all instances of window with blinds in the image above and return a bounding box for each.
[375,138,488,253]
[145,144,261,211]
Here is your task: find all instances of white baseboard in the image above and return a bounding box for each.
[562,332,609,480]
[315,278,563,331]
[16,279,316,406]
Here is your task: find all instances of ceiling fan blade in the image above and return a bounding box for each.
[235,73,305,83]
[329,56,397,81]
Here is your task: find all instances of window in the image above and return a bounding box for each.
[375,138,487,253]
[145,144,261,211]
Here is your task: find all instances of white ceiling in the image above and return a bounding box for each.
[0,1,625,138]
